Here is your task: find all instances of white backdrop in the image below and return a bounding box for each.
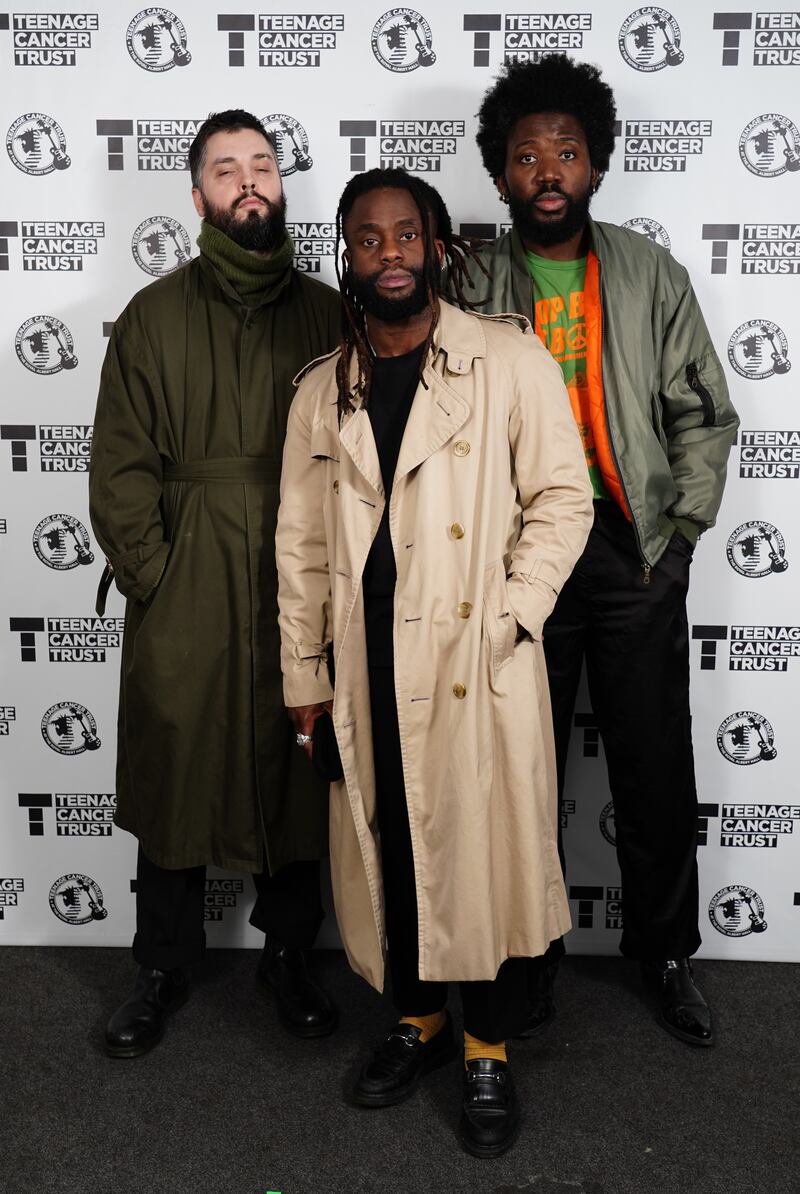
[1,1,798,961]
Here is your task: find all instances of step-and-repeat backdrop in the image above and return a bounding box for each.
[1,3,798,959]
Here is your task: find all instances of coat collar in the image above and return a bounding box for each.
[337,301,482,494]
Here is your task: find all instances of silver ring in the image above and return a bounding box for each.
[296,732,312,747]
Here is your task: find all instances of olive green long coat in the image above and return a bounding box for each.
[90,254,339,873]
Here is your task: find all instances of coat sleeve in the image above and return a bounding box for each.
[89,313,169,605]
[276,381,334,708]
[658,277,739,544]
[504,335,594,639]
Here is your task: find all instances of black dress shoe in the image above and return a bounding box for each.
[258,942,338,1039]
[104,966,189,1058]
[641,958,715,1047]
[353,1013,457,1107]
[460,1059,520,1159]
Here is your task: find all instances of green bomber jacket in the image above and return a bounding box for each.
[463,218,740,566]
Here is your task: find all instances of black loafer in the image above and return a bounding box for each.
[353,1012,457,1107]
[641,958,715,1047]
[460,1059,520,1158]
[258,942,338,1039]
[105,966,189,1058]
[514,953,558,1039]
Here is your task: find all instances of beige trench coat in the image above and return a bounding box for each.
[276,300,593,991]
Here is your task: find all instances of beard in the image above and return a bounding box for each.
[201,189,287,252]
[508,182,592,249]
[350,265,429,322]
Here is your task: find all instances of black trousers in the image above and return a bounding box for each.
[369,667,529,1043]
[544,500,701,961]
[132,846,324,971]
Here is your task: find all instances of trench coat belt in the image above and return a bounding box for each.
[163,456,280,484]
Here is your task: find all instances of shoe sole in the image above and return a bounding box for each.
[352,1039,459,1108]
[460,1116,521,1159]
[104,989,188,1059]
[657,1013,715,1048]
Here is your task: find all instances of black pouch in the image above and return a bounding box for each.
[311,710,344,782]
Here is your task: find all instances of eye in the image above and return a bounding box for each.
[400,230,417,241]
[520,152,536,164]
[362,236,379,247]
[561,150,576,161]
[218,170,232,177]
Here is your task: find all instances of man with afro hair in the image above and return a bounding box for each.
[467,55,739,1048]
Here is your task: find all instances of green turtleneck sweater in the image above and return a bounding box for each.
[197,220,295,308]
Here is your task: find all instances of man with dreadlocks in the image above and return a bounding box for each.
[468,56,739,1048]
[276,168,593,1157]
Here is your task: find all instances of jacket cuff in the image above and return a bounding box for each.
[506,573,558,642]
[111,541,170,603]
[669,517,701,547]
[282,644,335,708]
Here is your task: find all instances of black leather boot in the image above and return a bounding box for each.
[104,966,189,1058]
[641,957,715,1047]
[258,941,338,1038]
[461,1059,520,1158]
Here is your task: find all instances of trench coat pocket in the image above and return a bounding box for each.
[482,560,517,673]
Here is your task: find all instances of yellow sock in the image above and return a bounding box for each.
[399,1010,447,1043]
[464,1031,507,1067]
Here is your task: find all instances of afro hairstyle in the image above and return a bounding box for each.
[476,54,617,190]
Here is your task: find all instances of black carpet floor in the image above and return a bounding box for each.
[3,948,797,1194]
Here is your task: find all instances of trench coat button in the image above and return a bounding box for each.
[450,522,465,540]
[333,479,339,494]
[457,602,472,619]
[452,682,467,699]
[453,440,470,457]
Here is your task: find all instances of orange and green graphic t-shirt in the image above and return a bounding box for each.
[525,250,610,500]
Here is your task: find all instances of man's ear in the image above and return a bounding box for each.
[434,238,445,267]
[191,186,205,219]
[590,167,600,194]
[495,175,509,203]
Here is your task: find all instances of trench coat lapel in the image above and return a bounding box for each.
[339,407,384,497]
[394,368,471,483]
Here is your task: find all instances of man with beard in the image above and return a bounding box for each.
[91,110,340,1057]
[275,169,593,1156]
[468,56,739,1046]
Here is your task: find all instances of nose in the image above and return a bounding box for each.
[537,155,561,185]
[241,179,256,192]
[380,240,403,264]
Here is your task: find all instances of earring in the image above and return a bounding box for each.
[499,193,509,205]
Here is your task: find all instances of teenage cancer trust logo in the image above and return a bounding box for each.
[717,711,777,765]
[49,874,108,924]
[126,8,192,70]
[41,702,101,755]
[709,886,767,938]
[132,216,191,276]
[621,216,671,250]
[728,319,791,380]
[15,316,77,375]
[727,522,788,578]
[739,114,800,178]
[619,7,683,71]
[6,113,70,175]
[262,114,312,176]
[371,8,435,72]
[33,515,94,570]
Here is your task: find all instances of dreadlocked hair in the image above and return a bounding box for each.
[334,168,491,422]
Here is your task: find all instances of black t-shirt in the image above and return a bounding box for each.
[363,341,425,667]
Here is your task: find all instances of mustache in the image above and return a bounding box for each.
[534,184,567,199]
[232,191,273,211]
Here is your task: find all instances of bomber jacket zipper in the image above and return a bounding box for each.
[686,361,716,427]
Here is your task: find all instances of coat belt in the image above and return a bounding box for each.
[163,456,280,483]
